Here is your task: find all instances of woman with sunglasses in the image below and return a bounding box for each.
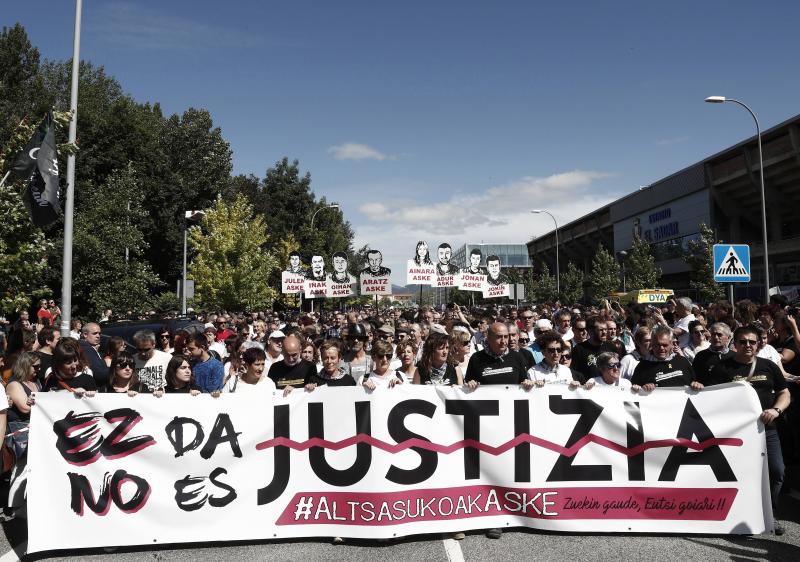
[6,351,40,456]
[156,326,174,354]
[448,327,473,373]
[528,333,579,387]
[681,320,709,362]
[361,341,404,389]
[414,332,462,386]
[619,326,651,380]
[585,352,639,390]
[101,351,147,395]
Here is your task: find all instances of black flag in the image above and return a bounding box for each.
[10,112,61,227]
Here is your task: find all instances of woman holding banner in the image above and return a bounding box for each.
[361,341,404,389]
[394,339,418,383]
[161,356,200,395]
[304,341,356,389]
[5,352,37,518]
[101,350,147,395]
[43,339,97,395]
[414,332,462,386]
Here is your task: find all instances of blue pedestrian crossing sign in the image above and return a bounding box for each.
[713,244,750,282]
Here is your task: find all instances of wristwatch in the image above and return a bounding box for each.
[773,407,783,416]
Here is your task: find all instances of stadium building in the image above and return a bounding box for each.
[527,113,800,302]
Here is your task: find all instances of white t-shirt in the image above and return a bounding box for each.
[528,362,573,384]
[673,314,696,348]
[682,341,710,362]
[223,375,277,394]
[358,370,402,388]
[135,349,172,391]
[758,344,783,366]
[591,375,633,389]
[619,351,641,380]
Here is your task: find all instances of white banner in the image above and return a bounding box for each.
[28,384,770,552]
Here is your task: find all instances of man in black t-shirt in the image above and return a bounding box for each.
[465,321,533,540]
[269,335,318,396]
[571,316,619,383]
[699,325,790,535]
[631,325,694,390]
[465,322,533,388]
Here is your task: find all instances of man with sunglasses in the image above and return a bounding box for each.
[133,329,172,391]
[631,325,694,391]
[698,325,789,536]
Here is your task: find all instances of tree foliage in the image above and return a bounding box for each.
[70,164,162,316]
[530,263,557,302]
[561,262,585,305]
[188,195,279,311]
[589,245,621,303]
[683,223,725,303]
[625,235,662,290]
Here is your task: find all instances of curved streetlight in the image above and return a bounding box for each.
[311,202,340,229]
[532,209,559,296]
[705,96,769,303]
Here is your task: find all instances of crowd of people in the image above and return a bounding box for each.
[0,294,797,538]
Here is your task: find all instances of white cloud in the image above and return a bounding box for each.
[88,2,262,51]
[655,136,689,147]
[350,170,620,275]
[328,143,390,161]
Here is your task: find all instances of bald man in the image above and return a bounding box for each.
[268,335,317,396]
[465,322,532,388]
[464,322,532,540]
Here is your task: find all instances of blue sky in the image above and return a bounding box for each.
[7,1,800,274]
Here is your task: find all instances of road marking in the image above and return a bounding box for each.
[442,538,465,562]
[0,542,26,562]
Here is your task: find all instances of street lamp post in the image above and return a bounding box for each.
[532,209,559,296]
[617,250,628,293]
[182,210,206,315]
[311,202,340,229]
[705,96,770,303]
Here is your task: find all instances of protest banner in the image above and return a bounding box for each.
[28,383,770,552]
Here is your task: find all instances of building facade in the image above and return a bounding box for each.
[527,113,800,302]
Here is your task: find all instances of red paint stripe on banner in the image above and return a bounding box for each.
[275,486,738,525]
[256,433,742,458]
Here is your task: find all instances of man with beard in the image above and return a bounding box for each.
[436,243,459,276]
[570,316,619,383]
[306,255,326,281]
[485,255,510,286]
[360,249,391,276]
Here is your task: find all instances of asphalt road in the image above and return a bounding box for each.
[1,493,798,562]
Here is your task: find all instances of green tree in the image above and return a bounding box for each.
[625,235,662,290]
[683,223,725,303]
[561,262,585,304]
[70,164,162,316]
[531,263,557,302]
[589,245,621,303]
[188,195,279,311]
[0,24,50,147]
[0,182,54,314]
